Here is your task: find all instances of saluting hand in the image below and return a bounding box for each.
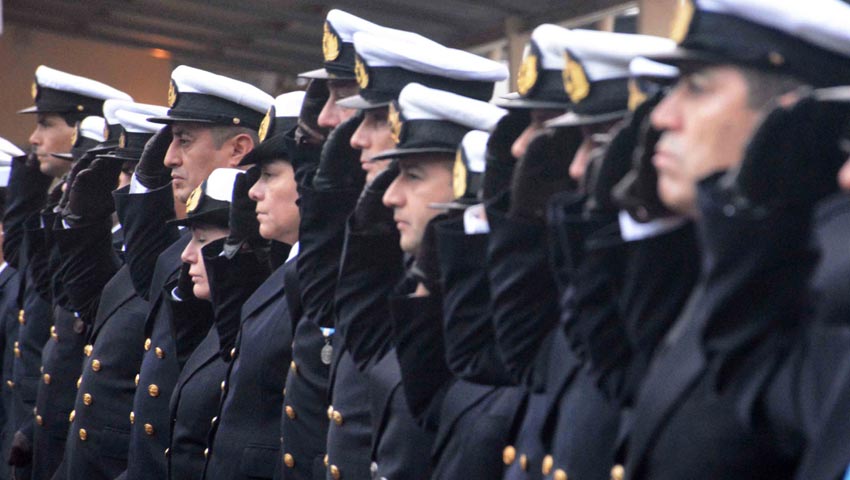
[223,167,266,259]
[481,110,530,201]
[312,111,365,191]
[612,91,675,222]
[134,125,173,190]
[61,157,123,225]
[352,161,398,234]
[508,126,582,223]
[725,91,850,211]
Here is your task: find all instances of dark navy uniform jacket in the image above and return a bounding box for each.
[204,253,295,480]
[3,156,52,480]
[53,217,148,480]
[334,221,433,480]
[114,183,211,480]
[0,265,20,480]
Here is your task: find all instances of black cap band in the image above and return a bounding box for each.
[100,132,155,162]
[680,10,850,87]
[165,92,265,130]
[522,70,570,104]
[31,87,105,115]
[325,42,357,79]
[572,78,629,116]
[359,66,496,105]
[397,120,470,151]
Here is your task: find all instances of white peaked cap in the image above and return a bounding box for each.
[460,130,489,174]
[35,66,133,102]
[171,65,274,114]
[528,24,574,70]
[114,104,169,134]
[354,32,508,81]
[103,99,136,126]
[272,91,306,118]
[78,116,106,143]
[0,137,24,160]
[328,9,439,46]
[695,0,850,58]
[399,83,508,131]
[630,57,680,80]
[0,137,22,187]
[566,30,676,82]
[205,168,242,203]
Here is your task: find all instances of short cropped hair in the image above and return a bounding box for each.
[208,125,259,149]
[739,67,804,109]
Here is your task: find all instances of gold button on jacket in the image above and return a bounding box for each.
[503,445,516,465]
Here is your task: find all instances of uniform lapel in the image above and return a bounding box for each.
[90,266,138,340]
[625,290,707,477]
[795,356,850,480]
[169,327,220,415]
[241,263,287,321]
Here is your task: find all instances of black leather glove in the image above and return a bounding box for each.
[223,167,266,259]
[585,97,662,215]
[482,110,530,201]
[62,158,122,225]
[295,79,330,146]
[612,92,673,222]
[312,111,365,191]
[57,150,97,212]
[176,262,195,301]
[724,92,850,211]
[45,178,64,212]
[409,213,448,296]
[508,126,582,223]
[134,125,172,189]
[352,161,398,234]
[8,430,31,467]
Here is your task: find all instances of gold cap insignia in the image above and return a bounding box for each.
[103,125,110,141]
[31,82,38,100]
[355,56,369,90]
[517,53,539,96]
[258,108,273,143]
[167,80,177,108]
[628,79,647,112]
[452,149,467,199]
[70,123,80,148]
[118,132,127,149]
[185,185,202,213]
[670,0,695,44]
[563,52,590,104]
[388,102,402,145]
[323,22,341,62]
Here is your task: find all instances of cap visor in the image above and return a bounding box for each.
[429,200,475,211]
[86,142,119,156]
[50,152,74,161]
[493,96,570,110]
[545,110,627,128]
[96,152,141,162]
[298,68,330,79]
[370,147,457,162]
[814,86,850,102]
[335,95,391,110]
[147,115,217,125]
[646,47,728,71]
[17,106,39,114]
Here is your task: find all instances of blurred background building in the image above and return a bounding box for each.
[0,0,679,146]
